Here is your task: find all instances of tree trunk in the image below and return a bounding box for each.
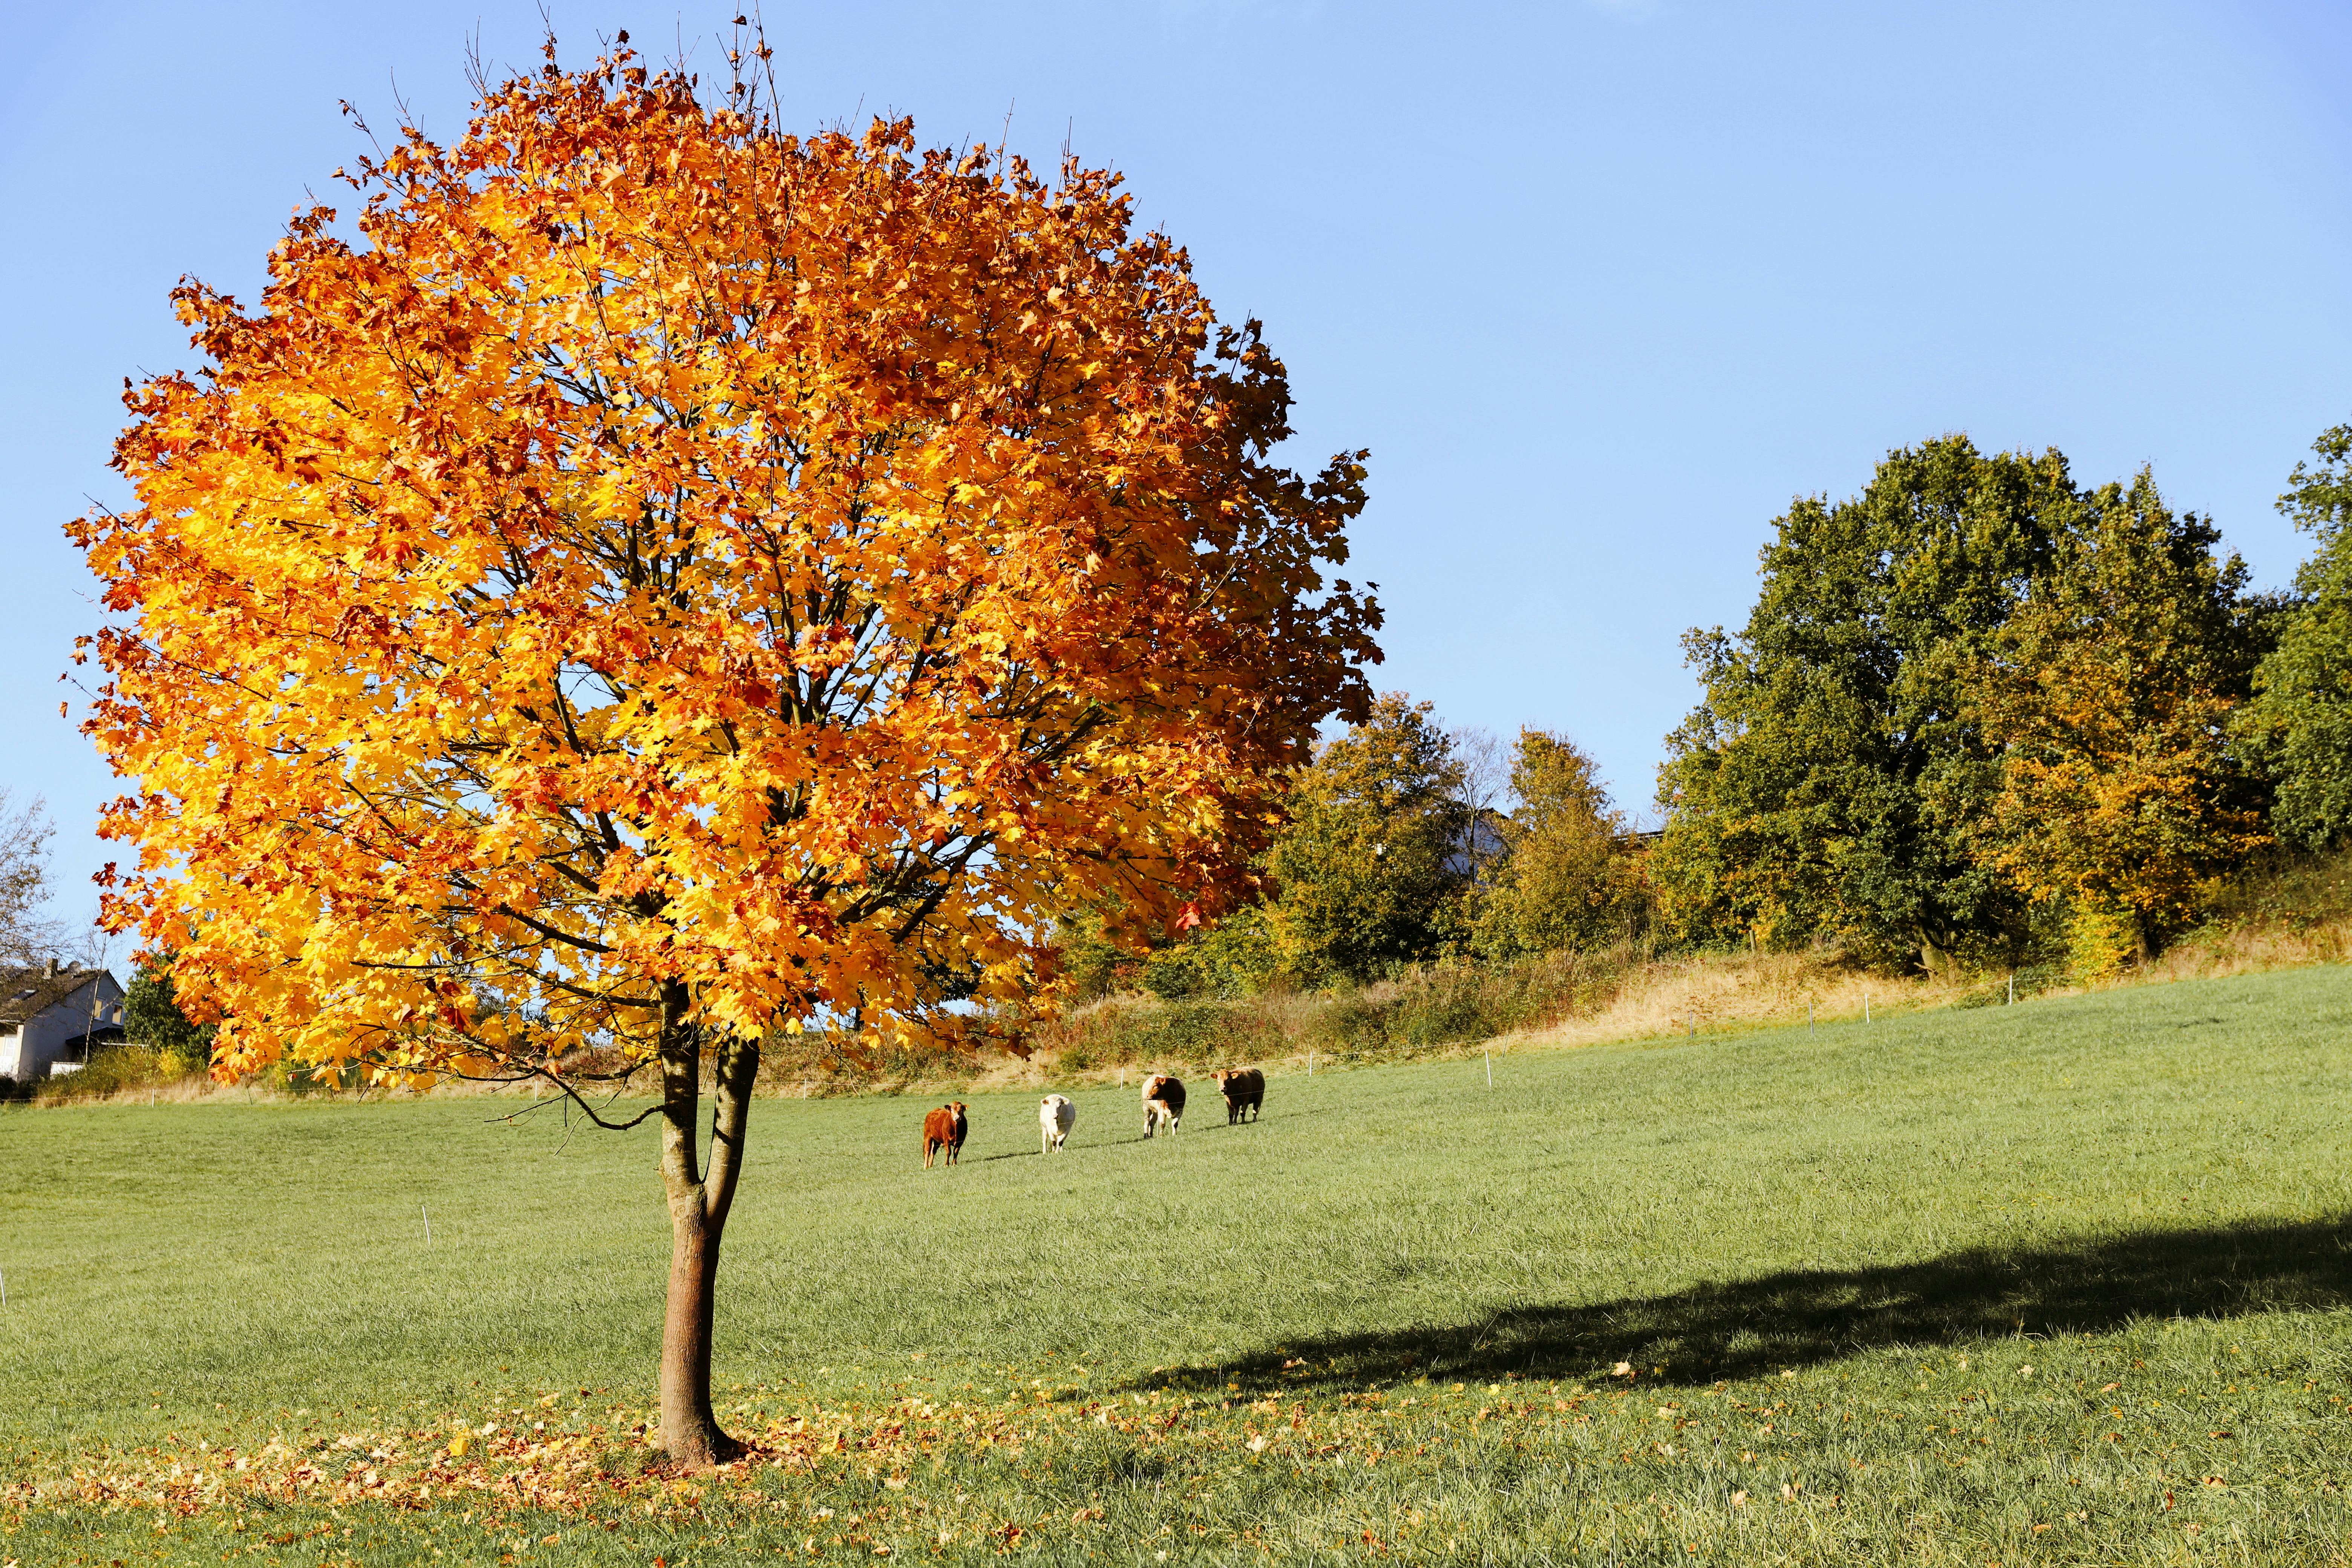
[1919,932,1951,981]
[654,982,760,1468]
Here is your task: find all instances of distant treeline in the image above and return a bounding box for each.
[1057,689,1654,1001]
[1073,424,2352,994]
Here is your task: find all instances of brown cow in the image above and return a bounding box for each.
[922,1102,968,1168]
[1141,1073,1185,1138]
[1210,1067,1264,1124]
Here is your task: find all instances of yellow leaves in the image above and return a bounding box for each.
[73,49,1374,1084]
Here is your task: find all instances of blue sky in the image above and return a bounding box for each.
[5,0,2349,940]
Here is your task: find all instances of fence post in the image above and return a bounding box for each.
[1485,1050,1492,1089]
[2007,974,2015,1006]
[1864,994,1871,1024]
[1808,1001,1814,1032]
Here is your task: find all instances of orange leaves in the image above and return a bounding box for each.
[74,45,1376,1083]
[790,623,855,675]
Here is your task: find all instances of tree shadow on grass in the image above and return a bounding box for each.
[1144,1216,2352,1395]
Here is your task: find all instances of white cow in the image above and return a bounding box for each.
[1040,1093,1077,1154]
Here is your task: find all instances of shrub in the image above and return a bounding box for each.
[35,1045,165,1104]
[1951,963,2065,1009]
[1298,995,1396,1061]
[158,1045,210,1078]
[1036,998,1286,1072]
[272,1059,368,1095]
[1290,952,1618,1064]
[2197,847,2352,934]
[1139,908,1280,1001]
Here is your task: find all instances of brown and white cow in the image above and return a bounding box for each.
[922,1102,968,1168]
[1140,1073,1186,1138]
[1209,1067,1264,1124]
[1040,1093,1077,1154]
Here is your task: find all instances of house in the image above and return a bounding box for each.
[0,963,127,1083]
[1444,808,1516,884]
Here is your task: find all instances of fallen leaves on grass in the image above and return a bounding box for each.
[1,1370,2272,1550]
[4,1382,1568,1525]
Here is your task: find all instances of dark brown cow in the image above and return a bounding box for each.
[1141,1073,1186,1138]
[1210,1067,1264,1124]
[922,1102,968,1168]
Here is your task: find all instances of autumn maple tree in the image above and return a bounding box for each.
[72,41,1377,1464]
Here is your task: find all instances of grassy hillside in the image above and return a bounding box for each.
[7,966,2352,1563]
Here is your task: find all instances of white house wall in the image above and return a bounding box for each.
[5,978,126,1083]
[27,1010,75,1078]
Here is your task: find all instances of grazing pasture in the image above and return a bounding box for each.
[6,967,2352,1564]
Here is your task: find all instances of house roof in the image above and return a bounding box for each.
[0,967,121,1029]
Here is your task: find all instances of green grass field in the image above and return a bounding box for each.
[7,966,2352,1565]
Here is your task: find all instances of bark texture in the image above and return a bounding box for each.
[655,982,760,1467]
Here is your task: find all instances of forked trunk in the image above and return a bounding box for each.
[654,982,760,1467]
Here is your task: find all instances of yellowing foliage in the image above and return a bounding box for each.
[1972,475,2268,965]
[72,48,1378,1086]
[1473,729,1646,960]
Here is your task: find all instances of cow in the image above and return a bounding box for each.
[922,1102,968,1168]
[1209,1067,1264,1124]
[1141,1073,1185,1138]
[1040,1093,1077,1154]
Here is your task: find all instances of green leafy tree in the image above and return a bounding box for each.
[1265,693,1470,984]
[1138,906,1280,1000]
[1976,472,2277,969]
[1654,437,2084,970]
[123,951,215,1073]
[1049,911,1133,1004]
[1474,729,1646,957]
[1050,899,1278,1003]
[2236,423,2352,847]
